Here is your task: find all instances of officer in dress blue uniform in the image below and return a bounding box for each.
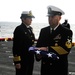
[12,11,35,75]
[36,5,73,75]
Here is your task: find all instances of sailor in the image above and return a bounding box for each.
[62,19,70,29]
[12,10,35,75]
[35,5,73,75]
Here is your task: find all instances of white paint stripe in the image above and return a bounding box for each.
[68,62,75,65]
[9,56,13,58]
[6,51,11,53]
[3,47,8,49]
[69,72,75,74]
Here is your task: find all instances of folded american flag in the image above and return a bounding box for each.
[29,46,59,60]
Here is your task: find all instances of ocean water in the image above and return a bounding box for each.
[0,22,75,42]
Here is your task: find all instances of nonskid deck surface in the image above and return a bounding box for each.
[0,41,75,75]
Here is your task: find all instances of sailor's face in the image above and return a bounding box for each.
[48,15,61,28]
[23,18,32,25]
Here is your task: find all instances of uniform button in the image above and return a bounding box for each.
[43,62,45,64]
[50,63,52,65]
[32,40,34,42]
[31,35,33,37]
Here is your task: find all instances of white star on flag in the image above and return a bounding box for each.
[35,50,41,54]
[47,53,52,58]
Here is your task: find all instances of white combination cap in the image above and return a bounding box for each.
[47,5,65,17]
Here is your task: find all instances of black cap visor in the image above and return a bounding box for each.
[20,14,35,19]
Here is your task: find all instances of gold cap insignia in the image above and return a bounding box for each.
[28,11,32,16]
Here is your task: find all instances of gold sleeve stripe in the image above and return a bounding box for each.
[51,46,68,55]
[13,56,21,62]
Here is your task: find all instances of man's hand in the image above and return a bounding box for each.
[35,47,48,51]
[15,63,21,69]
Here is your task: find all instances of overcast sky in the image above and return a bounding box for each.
[0,0,75,24]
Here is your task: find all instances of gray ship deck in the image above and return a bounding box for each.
[0,41,75,75]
